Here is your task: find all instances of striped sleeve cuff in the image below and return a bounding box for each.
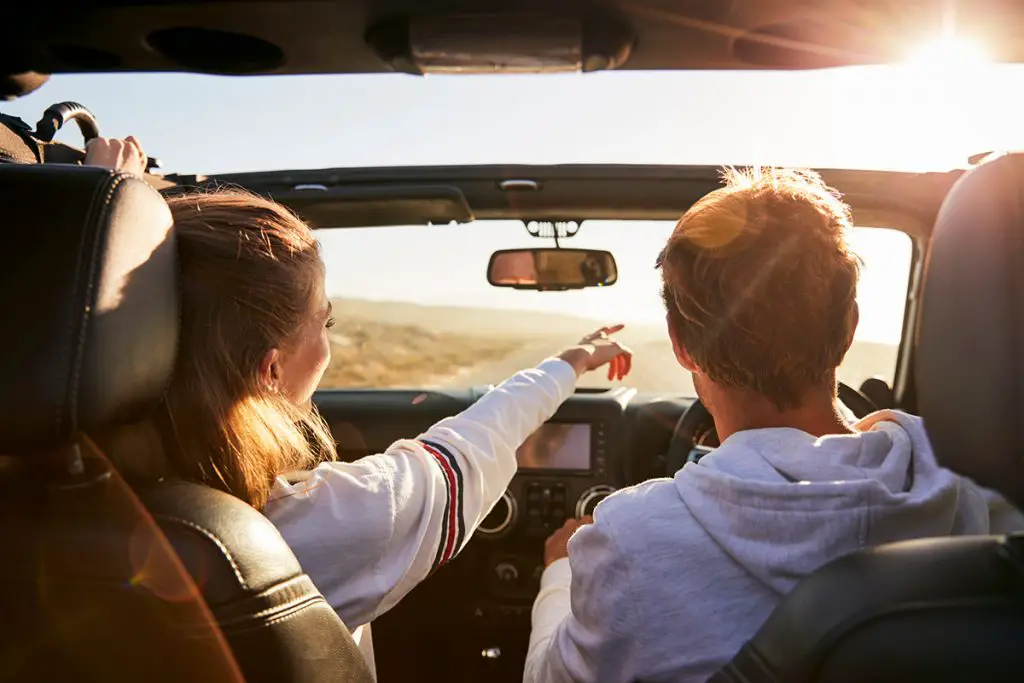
[419,439,466,574]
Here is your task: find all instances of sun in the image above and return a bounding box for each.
[904,34,989,68]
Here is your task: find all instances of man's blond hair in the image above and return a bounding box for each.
[659,167,860,409]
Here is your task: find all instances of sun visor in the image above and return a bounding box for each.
[262,185,473,228]
[0,72,49,101]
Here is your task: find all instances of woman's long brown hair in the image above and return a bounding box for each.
[97,189,336,509]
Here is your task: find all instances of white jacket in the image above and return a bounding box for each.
[265,358,578,676]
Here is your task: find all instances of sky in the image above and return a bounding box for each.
[4,44,1021,346]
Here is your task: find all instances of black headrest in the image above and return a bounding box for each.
[0,165,178,454]
[917,153,1024,508]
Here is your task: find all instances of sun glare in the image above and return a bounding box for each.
[904,34,989,68]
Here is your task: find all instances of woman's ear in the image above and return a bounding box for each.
[259,348,282,393]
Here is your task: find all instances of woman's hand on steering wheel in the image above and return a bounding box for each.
[84,135,147,177]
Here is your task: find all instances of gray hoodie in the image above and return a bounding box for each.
[523,411,1024,683]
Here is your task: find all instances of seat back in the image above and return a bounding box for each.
[707,535,1024,683]
[0,470,373,682]
[705,154,1024,683]
[0,165,372,682]
[917,154,1024,509]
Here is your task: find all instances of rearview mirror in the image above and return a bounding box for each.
[487,248,618,290]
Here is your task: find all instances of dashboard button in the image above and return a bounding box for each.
[494,562,519,583]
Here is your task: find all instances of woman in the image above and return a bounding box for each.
[87,138,632,675]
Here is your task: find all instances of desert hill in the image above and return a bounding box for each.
[323,297,899,394]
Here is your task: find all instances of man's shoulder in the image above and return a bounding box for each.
[593,477,691,535]
[599,477,679,508]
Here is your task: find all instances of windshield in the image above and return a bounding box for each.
[4,65,1003,394]
[318,222,911,394]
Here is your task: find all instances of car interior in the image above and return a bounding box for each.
[1,2,1023,682]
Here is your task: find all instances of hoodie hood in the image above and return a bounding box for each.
[674,410,994,596]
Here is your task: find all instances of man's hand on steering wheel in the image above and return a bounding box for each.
[544,516,594,567]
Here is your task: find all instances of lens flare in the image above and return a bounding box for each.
[905,34,989,67]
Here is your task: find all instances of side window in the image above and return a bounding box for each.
[840,226,913,389]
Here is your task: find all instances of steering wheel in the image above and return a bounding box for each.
[32,101,160,170]
[33,102,101,144]
[664,382,878,476]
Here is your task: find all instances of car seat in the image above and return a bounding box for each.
[0,164,373,683]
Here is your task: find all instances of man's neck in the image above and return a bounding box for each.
[709,384,854,442]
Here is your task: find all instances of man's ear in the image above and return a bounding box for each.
[666,316,698,373]
[259,348,282,393]
[844,302,860,352]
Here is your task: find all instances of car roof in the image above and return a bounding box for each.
[160,163,958,234]
[5,0,1024,84]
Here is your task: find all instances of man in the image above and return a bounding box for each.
[523,167,1024,682]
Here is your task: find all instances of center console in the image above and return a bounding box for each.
[359,385,682,681]
[479,421,613,538]
[469,387,635,615]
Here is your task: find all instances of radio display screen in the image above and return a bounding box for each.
[516,423,591,471]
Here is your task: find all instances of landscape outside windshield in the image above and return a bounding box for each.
[316,221,911,394]
[6,62,1016,393]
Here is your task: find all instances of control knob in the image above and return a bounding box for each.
[478,490,517,537]
[575,484,617,518]
[494,562,519,583]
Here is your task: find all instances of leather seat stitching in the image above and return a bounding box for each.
[218,593,322,627]
[61,174,128,435]
[260,601,328,628]
[220,598,335,634]
[154,513,248,589]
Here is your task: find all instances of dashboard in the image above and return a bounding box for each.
[314,385,691,681]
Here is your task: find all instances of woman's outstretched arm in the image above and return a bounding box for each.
[264,327,631,629]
